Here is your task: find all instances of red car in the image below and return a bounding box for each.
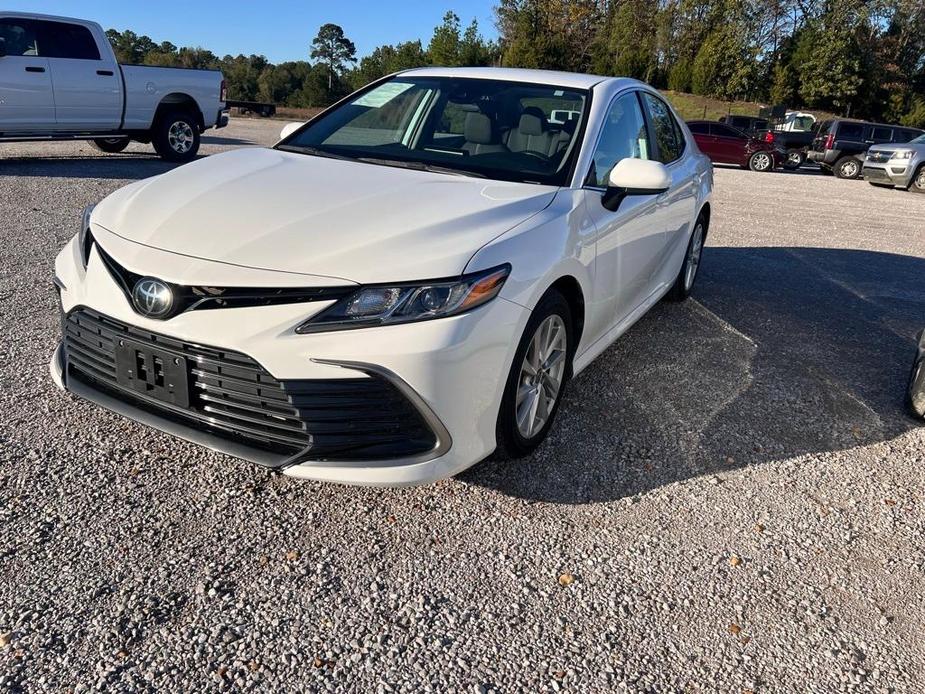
[686,120,783,172]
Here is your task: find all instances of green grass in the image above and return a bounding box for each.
[661,90,836,123]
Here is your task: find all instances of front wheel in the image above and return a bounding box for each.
[495,291,573,459]
[92,137,130,154]
[907,330,925,419]
[152,111,201,162]
[667,215,707,301]
[748,151,774,172]
[909,165,925,194]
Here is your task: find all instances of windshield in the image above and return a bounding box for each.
[910,134,925,145]
[278,76,589,186]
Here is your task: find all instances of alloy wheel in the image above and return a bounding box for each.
[915,169,925,191]
[840,159,859,178]
[516,315,567,439]
[787,152,802,167]
[685,222,705,291]
[753,152,771,171]
[168,121,194,154]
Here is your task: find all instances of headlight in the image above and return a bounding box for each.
[295,264,510,334]
[891,150,913,160]
[79,204,96,267]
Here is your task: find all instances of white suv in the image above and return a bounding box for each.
[50,68,713,486]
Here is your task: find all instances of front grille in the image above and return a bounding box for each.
[867,151,893,163]
[862,166,892,182]
[63,308,437,463]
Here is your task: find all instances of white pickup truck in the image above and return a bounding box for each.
[0,12,227,161]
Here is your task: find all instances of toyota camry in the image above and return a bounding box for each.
[50,67,713,485]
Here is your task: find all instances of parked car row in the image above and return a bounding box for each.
[687,111,925,193]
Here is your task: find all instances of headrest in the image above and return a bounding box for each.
[518,107,546,136]
[464,113,493,144]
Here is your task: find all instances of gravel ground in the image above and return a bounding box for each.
[1,119,924,693]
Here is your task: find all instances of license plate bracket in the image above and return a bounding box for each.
[114,341,190,408]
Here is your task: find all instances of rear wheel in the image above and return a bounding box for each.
[834,156,861,179]
[907,330,925,419]
[909,165,925,194]
[495,290,573,459]
[668,214,707,301]
[91,137,130,153]
[152,111,201,162]
[748,151,774,172]
[783,150,805,170]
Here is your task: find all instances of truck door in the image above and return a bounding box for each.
[36,19,121,131]
[0,18,55,131]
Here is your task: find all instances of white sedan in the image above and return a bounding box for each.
[50,67,713,486]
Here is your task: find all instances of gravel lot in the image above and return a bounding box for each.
[2,118,924,693]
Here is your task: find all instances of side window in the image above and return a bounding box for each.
[687,122,709,134]
[837,122,864,140]
[435,101,475,137]
[0,19,40,56]
[870,127,893,143]
[896,129,919,143]
[587,92,650,187]
[36,21,100,60]
[641,93,684,163]
[713,124,744,139]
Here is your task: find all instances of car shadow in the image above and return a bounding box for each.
[201,135,259,146]
[0,155,191,180]
[463,247,925,504]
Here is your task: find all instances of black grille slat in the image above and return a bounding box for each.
[63,308,438,462]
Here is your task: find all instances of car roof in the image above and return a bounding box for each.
[398,67,627,91]
[0,11,94,24]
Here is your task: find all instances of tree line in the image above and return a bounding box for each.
[106,0,925,127]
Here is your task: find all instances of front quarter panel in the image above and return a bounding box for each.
[465,189,597,354]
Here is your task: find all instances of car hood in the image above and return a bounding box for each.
[868,142,925,154]
[93,148,558,283]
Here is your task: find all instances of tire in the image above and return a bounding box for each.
[91,137,130,154]
[748,151,774,172]
[909,165,925,194]
[834,156,861,179]
[495,290,573,460]
[907,330,925,419]
[667,213,707,301]
[783,150,805,170]
[152,111,200,162]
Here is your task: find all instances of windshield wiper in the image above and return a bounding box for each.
[356,156,486,179]
[278,145,354,161]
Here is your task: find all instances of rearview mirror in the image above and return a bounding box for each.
[603,159,671,211]
[279,122,305,141]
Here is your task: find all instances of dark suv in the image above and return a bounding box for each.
[808,119,924,179]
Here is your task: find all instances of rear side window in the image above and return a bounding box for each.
[0,19,40,56]
[836,122,865,140]
[641,93,685,163]
[896,129,921,143]
[35,20,100,60]
[712,124,745,138]
[687,122,709,134]
[870,127,893,143]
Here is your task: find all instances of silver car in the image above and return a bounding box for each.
[863,134,925,192]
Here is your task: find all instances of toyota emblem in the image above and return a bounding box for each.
[132,278,174,318]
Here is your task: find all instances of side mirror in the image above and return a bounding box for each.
[602,159,671,211]
[279,122,305,141]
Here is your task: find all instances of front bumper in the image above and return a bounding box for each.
[51,234,528,485]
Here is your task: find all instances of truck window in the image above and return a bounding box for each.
[35,20,100,60]
[870,127,893,143]
[0,19,40,56]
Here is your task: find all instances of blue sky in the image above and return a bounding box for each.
[26,1,499,63]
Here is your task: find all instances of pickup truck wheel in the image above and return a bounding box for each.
[910,165,925,194]
[783,150,805,170]
[748,151,773,172]
[92,137,130,154]
[152,111,200,162]
[834,156,861,179]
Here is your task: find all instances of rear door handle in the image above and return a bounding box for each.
[25,66,46,73]
[97,69,114,76]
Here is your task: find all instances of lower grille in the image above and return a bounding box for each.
[862,166,892,183]
[63,308,437,463]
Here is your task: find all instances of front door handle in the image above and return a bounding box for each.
[25,66,46,73]
[97,69,114,76]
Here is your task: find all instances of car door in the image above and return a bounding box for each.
[582,90,671,332]
[36,18,121,131]
[0,18,55,131]
[711,123,747,164]
[688,122,719,160]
